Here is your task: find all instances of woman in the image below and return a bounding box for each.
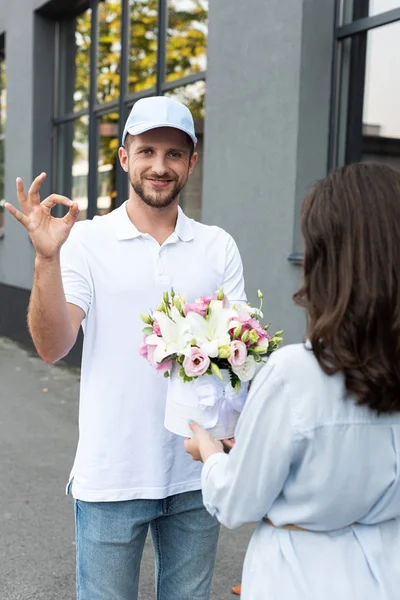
[185,162,400,599]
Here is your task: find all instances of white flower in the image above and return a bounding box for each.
[185,300,234,357]
[147,307,192,363]
[231,355,257,382]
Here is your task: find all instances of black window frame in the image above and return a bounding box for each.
[328,1,400,171]
[53,0,208,220]
[289,0,400,265]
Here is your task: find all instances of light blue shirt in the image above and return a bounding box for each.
[202,343,400,599]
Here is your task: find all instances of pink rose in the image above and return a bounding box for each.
[184,302,208,317]
[139,336,172,375]
[153,321,162,336]
[156,360,172,375]
[228,340,247,368]
[183,347,210,377]
[139,336,152,359]
[200,295,217,305]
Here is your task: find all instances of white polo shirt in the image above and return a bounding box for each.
[60,202,246,502]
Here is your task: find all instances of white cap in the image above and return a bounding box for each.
[122,96,197,147]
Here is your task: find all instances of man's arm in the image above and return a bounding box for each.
[28,255,84,363]
[5,173,82,363]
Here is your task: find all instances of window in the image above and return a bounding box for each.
[55,0,208,221]
[0,35,5,238]
[329,0,400,171]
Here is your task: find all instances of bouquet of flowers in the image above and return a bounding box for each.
[139,289,283,438]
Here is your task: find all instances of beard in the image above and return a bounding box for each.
[129,172,187,209]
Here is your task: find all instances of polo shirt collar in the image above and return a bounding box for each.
[113,202,194,242]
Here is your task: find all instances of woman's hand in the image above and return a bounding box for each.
[184,420,224,463]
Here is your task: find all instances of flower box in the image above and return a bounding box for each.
[165,366,248,439]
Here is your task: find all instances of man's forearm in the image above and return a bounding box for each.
[28,255,77,363]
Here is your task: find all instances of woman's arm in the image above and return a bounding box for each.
[199,362,295,529]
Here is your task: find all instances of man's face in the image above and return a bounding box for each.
[119,127,198,209]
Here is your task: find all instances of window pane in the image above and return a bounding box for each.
[58,8,91,115]
[97,0,121,104]
[165,82,206,221]
[0,49,6,235]
[57,116,89,221]
[98,113,119,215]
[165,80,206,120]
[342,0,400,24]
[368,0,400,17]
[128,0,158,94]
[166,0,208,83]
[362,21,400,171]
[334,21,400,170]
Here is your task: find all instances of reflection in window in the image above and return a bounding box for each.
[166,0,208,82]
[128,0,158,94]
[58,8,91,115]
[0,42,5,236]
[58,116,89,220]
[362,21,400,171]
[166,80,206,120]
[97,0,121,104]
[56,1,208,221]
[98,113,119,215]
[166,83,205,221]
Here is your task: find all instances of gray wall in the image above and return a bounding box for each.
[0,0,336,348]
[0,0,57,290]
[202,0,335,344]
[0,1,34,288]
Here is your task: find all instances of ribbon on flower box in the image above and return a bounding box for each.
[165,366,248,439]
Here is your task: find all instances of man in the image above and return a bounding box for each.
[6,96,246,600]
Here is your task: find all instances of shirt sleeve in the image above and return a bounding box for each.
[201,358,294,529]
[222,234,247,303]
[60,227,93,316]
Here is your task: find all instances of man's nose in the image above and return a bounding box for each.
[151,154,169,176]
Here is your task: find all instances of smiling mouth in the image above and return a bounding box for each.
[146,178,174,188]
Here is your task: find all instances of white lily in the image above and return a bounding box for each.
[147,307,192,363]
[185,300,235,357]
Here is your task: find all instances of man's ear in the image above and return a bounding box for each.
[188,152,198,175]
[119,146,129,172]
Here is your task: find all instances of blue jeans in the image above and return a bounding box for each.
[74,490,220,600]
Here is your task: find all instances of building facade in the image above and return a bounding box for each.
[0,0,399,364]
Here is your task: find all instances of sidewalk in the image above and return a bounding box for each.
[0,337,253,599]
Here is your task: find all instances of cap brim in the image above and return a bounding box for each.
[124,121,197,146]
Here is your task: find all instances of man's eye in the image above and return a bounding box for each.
[169,152,182,159]
[141,149,153,155]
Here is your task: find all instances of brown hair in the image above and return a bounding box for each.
[294,162,400,413]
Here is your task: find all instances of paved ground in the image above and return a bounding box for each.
[0,337,254,599]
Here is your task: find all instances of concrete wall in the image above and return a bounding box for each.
[0,1,35,288]
[202,0,335,343]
